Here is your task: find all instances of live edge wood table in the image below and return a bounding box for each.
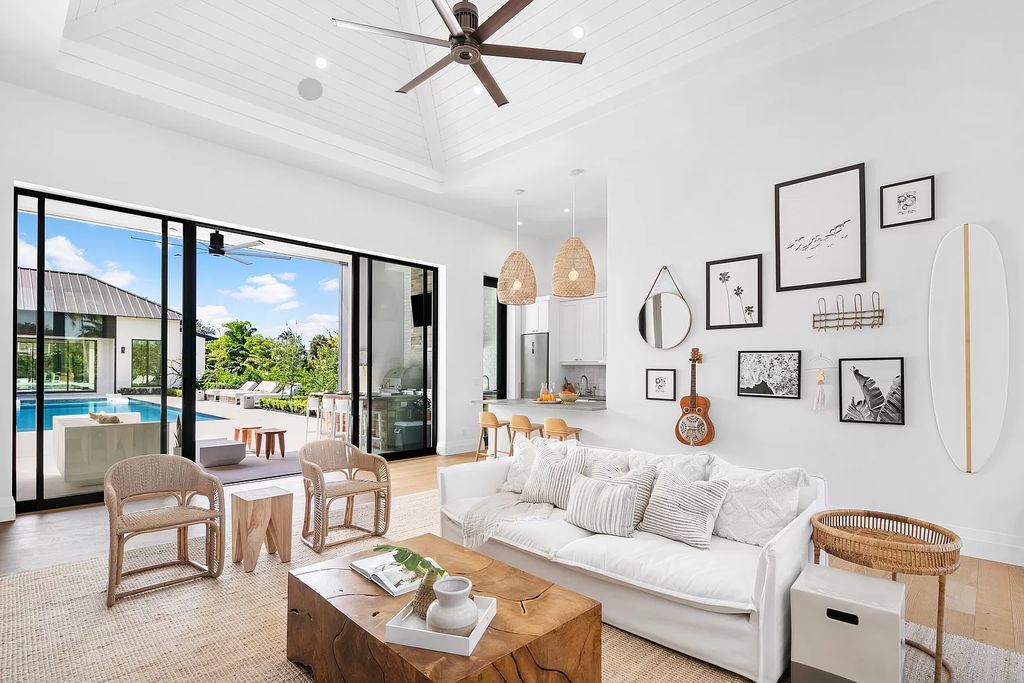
[287,533,601,682]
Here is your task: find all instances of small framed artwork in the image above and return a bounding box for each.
[737,351,801,399]
[880,175,935,228]
[646,369,676,401]
[706,254,762,329]
[839,357,905,425]
[775,163,866,292]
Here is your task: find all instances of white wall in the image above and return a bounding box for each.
[576,0,1023,563]
[0,81,550,519]
[113,318,184,392]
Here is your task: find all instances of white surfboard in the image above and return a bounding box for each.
[928,224,1009,473]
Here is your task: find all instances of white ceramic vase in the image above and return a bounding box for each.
[425,576,478,636]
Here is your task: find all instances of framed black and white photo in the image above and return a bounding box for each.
[775,163,866,292]
[880,175,935,228]
[706,254,762,329]
[646,368,676,401]
[839,357,905,425]
[737,351,801,399]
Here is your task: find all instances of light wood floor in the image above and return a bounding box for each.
[2,452,1022,652]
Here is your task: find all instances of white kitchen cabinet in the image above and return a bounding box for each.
[521,299,549,334]
[558,296,606,364]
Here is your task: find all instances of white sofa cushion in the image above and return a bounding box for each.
[629,449,711,483]
[501,436,570,494]
[520,443,585,509]
[554,531,763,613]
[441,495,593,558]
[639,472,730,550]
[592,462,658,527]
[564,473,639,537]
[709,457,809,546]
[571,444,631,476]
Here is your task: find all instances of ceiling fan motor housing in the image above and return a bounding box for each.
[453,2,478,32]
[450,1,480,64]
[208,231,226,256]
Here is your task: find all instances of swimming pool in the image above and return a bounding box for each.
[15,398,224,432]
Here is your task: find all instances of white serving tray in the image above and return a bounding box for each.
[384,596,497,657]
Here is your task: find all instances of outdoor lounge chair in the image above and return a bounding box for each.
[235,381,280,406]
[207,381,257,402]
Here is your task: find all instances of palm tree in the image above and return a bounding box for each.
[744,305,755,322]
[718,272,732,323]
[733,286,746,323]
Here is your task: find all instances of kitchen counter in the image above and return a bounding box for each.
[476,398,607,412]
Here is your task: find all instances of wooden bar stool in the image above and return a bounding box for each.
[509,414,543,455]
[543,417,582,442]
[476,411,511,462]
[255,428,287,459]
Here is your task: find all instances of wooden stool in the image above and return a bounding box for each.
[234,425,262,451]
[476,411,511,462]
[255,428,287,459]
[509,414,543,455]
[543,417,582,442]
[231,486,293,572]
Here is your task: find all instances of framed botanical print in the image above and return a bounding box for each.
[737,351,801,399]
[646,368,676,401]
[839,357,905,425]
[880,175,935,228]
[775,163,866,292]
[706,254,762,329]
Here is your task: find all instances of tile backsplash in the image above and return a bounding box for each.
[558,365,606,396]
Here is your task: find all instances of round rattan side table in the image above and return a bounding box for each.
[811,509,962,683]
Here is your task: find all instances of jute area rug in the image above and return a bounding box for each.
[1,490,1021,682]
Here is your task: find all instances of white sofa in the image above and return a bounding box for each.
[437,457,827,683]
[53,413,165,485]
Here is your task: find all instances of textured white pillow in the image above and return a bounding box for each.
[708,457,809,546]
[520,443,586,509]
[639,469,730,550]
[592,462,658,527]
[564,473,639,537]
[501,436,571,493]
[629,449,711,483]
[570,445,631,476]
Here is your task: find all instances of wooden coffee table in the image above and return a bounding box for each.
[287,533,601,682]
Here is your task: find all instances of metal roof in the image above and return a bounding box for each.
[17,268,182,320]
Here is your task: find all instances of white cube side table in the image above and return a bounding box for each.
[791,563,906,683]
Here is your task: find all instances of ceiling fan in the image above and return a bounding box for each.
[130,231,292,266]
[332,0,585,107]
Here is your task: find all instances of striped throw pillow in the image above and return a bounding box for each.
[564,473,639,537]
[519,443,585,509]
[639,471,730,550]
[591,461,658,527]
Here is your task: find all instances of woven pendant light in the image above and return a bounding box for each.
[497,189,537,305]
[552,169,596,298]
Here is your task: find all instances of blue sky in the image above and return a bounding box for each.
[17,212,340,340]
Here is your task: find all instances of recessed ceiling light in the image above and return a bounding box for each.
[315,56,328,69]
[297,78,324,101]
[472,84,484,96]
[563,207,571,213]
[571,25,585,39]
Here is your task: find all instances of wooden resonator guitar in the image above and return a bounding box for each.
[675,347,715,446]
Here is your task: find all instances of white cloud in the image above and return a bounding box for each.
[17,238,37,267]
[223,273,297,305]
[273,300,303,312]
[44,235,96,273]
[318,277,339,292]
[98,261,136,289]
[270,312,338,338]
[276,272,297,281]
[196,304,234,327]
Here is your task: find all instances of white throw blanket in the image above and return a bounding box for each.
[460,492,554,548]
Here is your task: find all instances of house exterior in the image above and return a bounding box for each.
[16,268,208,394]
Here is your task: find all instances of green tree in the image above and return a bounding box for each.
[241,334,276,379]
[305,334,339,393]
[271,328,307,389]
[207,320,256,375]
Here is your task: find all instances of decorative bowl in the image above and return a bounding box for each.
[558,393,579,404]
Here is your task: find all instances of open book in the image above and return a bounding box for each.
[350,552,422,597]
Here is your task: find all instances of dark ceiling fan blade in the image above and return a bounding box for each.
[331,17,450,47]
[470,59,508,107]
[430,0,465,38]
[474,0,533,43]
[397,54,454,93]
[223,239,263,252]
[481,43,585,64]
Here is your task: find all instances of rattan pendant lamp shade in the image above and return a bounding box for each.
[498,189,537,305]
[552,169,596,298]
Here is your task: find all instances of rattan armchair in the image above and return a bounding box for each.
[104,454,225,607]
[299,439,391,552]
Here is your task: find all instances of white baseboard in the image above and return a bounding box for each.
[0,495,14,522]
[954,524,1024,566]
[436,438,478,456]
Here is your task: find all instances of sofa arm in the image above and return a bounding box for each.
[437,459,512,506]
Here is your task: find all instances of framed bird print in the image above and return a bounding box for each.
[775,163,866,291]
[706,254,762,329]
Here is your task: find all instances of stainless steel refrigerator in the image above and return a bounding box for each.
[521,332,549,399]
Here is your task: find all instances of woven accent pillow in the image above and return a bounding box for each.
[709,457,809,546]
[628,449,711,484]
[571,445,631,476]
[564,473,639,537]
[639,470,730,550]
[519,443,585,509]
[501,436,571,494]
[591,461,658,527]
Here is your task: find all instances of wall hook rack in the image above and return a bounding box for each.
[812,292,884,331]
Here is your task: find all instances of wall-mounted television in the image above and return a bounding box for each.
[410,293,433,328]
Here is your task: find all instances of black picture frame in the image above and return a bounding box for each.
[880,175,935,229]
[706,254,763,330]
[646,368,676,401]
[736,350,802,399]
[775,163,867,292]
[838,356,906,425]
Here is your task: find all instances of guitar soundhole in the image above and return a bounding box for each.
[697,408,703,414]
[683,407,690,413]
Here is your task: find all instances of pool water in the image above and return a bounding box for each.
[16,398,224,432]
